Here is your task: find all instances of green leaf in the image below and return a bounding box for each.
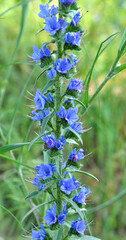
[69,236,101,240]
[66,139,79,145]
[119,28,126,56]
[0,154,34,170]
[113,63,126,75]
[42,80,55,94]
[25,191,40,200]
[0,1,29,107]
[28,133,44,150]
[0,204,24,230]
[67,169,99,182]
[63,196,85,220]
[68,126,83,144]
[21,200,53,223]
[0,142,30,154]
[41,111,54,133]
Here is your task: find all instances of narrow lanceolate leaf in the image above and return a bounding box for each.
[25,191,41,200]
[0,142,30,154]
[66,139,79,145]
[63,196,84,220]
[67,169,99,182]
[68,126,83,144]
[41,111,54,133]
[21,200,53,223]
[42,80,55,94]
[113,63,126,75]
[119,28,126,56]
[69,236,101,240]
[28,133,44,150]
[0,154,34,170]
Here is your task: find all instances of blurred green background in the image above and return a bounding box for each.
[0,0,126,239]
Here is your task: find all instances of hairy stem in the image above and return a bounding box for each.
[55,0,63,217]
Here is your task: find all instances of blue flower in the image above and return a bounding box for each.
[31,111,44,121]
[68,78,83,92]
[42,134,66,150]
[34,89,46,110]
[47,67,56,79]
[46,93,53,103]
[71,218,86,234]
[71,12,81,25]
[58,203,68,225]
[56,106,79,124]
[64,31,82,46]
[40,45,51,58]
[73,187,90,204]
[55,58,73,73]
[32,108,50,121]
[44,204,57,225]
[55,136,66,150]
[32,177,46,191]
[32,46,41,63]
[44,16,68,35]
[38,3,58,19]
[59,176,80,195]
[70,122,83,133]
[68,148,85,162]
[70,54,78,66]
[42,135,56,148]
[32,45,51,63]
[60,0,77,5]
[32,224,47,240]
[36,163,57,180]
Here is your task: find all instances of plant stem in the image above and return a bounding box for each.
[55,0,63,217]
[89,40,126,104]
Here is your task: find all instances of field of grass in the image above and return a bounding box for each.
[0,0,126,239]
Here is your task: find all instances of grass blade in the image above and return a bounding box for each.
[0,142,30,153]
[0,1,29,107]
[0,154,34,170]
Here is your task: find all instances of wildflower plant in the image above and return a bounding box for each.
[16,0,104,239]
[22,0,101,239]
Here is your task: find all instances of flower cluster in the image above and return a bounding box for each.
[25,0,95,239]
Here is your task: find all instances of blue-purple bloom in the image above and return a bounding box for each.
[64,31,82,46]
[56,106,79,124]
[59,176,80,195]
[33,177,47,191]
[68,148,85,162]
[71,218,86,234]
[44,16,68,35]
[32,108,50,121]
[68,78,83,92]
[46,93,53,103]
[44,204,57,225]
[60,0,77,5]
[71,12,81,25]
[32,45,51,63]
[32,224,47,240]
[36,163,57,180]
[38,3,58,19]
[70,122,83,133]
[44,203,68,226]
[34,89,46,110]
[58,202,68,225]
[55,58,72,73]
[42,135,56,148]
[73,187,90,204]
[47,67,56,79]
[42,135,66,150]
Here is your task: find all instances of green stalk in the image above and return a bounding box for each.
[55,0,63,217]
[89,40,126,104]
